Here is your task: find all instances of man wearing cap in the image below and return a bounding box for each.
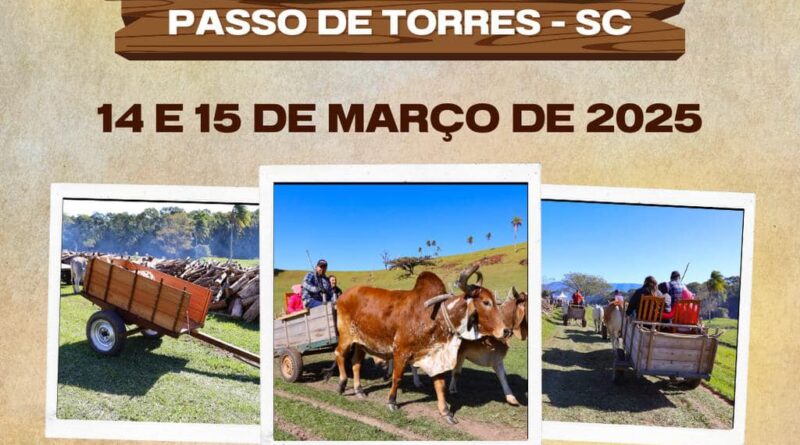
[302,259,332,308]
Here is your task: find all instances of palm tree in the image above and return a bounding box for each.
[467,235,473,250]
[511,216,523,251]
[418,246,423,255]
[705,270,728,318]
[486,232,492,245]
[229,204,252,261]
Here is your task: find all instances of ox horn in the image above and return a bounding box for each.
[424,293,452,308]
[457,264,483,293]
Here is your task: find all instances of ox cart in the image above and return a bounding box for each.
[273,301,337,382]
[563,304,587,327]
[613,316,722,387]
[79,257,260,367]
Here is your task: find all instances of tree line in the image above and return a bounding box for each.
[544,270,742,319]
[62,205,258,259]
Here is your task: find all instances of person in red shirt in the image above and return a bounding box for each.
[286,284,304,314]
[572,290,584,306]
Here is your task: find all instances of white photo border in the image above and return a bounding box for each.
[260,164,543,445]
[46,183,260,444]
[540,184,755,445]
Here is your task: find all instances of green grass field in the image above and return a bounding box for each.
[274,243,528,316]
[57,284,259,423]
[705,317,738,400]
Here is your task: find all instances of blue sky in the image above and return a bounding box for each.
[274,184,528,270]
[542,201,744,284]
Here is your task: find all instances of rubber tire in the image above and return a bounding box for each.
[141,329,164,339]
[582,319,587,328]
[86,310,127,356]
[601,325,608,340]
[683,378,703,389]
[279,348,303,383]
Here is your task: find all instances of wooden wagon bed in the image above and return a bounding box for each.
[274,303,337,355]
[82,257,212,337]
[620,319,720,379]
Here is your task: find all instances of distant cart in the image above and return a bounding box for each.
[613,312,722,387]
[563,304,587,327]
[79,257,259,367]
[273,299,337,382]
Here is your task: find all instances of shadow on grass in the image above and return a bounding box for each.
[59,336,258,397]
[205,313,259,333]
[561,328,607,345]
[299,357,528,413]
[543,338,675,412]
[543,368,675,412]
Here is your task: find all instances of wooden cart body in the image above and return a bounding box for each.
[273,302,337,356]
[82,257,212,337]
[563,304,587,326]
[618,318,719,380]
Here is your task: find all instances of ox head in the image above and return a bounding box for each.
[507,287,528,341]
[422,265,510,339]
[457,264,511,340]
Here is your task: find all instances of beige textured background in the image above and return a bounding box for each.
[1,1,798,444]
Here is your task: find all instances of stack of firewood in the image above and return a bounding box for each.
[60,250,107,264]
[154,259,260,323]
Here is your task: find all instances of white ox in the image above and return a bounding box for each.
[592,304,604,333]
[69,257,88,294]
[412,288,528,405]
[603,301,625,357]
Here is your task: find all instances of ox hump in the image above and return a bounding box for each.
[413,271,446,294]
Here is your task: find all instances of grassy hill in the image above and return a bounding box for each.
[273,242,529,316]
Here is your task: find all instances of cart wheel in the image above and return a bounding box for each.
[601,325,608,340]
[141,329,164,339]
[582,319,587,328]
[86,310,126,356]
[279,348,303,383]
[683,378,703,389]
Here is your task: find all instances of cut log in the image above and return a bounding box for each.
[243,298,259,323]
[230,297,243,318]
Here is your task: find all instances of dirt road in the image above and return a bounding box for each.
[542,318,733,429]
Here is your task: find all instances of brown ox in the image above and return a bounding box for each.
[413,287,528,405]
[329,264,509,424]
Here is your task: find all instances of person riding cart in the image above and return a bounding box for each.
[571,290,585,307]
[302,259,332,308]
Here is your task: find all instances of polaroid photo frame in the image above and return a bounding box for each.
[46,183,260,443]
[540,184,754,445]
[260,164,542,445]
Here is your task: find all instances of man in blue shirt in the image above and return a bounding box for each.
[667,270,686,309]
[302,259,331,308]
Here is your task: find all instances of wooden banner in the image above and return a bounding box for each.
[114,0,685,60]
